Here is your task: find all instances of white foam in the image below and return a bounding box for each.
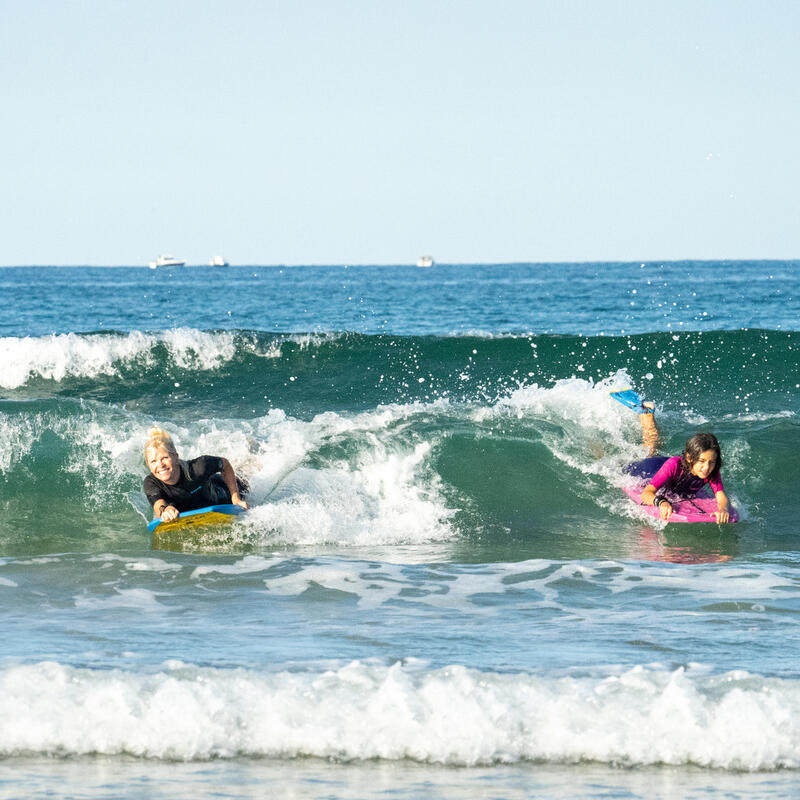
[86,555,183,574]
[243,441,453,547]
[0,331,152,388]
[0,412,39,472]
[262,560,511,610]
[0,330,340,389]
[73,588,165,612]
[191,555,278,579]
[169,404,458,547]
[723,410,796,423]
[1,660,798,768]
[483,371,634,434]
[186,556,795,612]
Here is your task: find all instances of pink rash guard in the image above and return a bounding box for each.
[649,456,724,497]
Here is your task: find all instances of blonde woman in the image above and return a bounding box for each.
[143,427,249,522]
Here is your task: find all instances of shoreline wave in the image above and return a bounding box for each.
[1,660,797,769]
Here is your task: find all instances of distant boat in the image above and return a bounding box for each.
[148,255,185,269]
[416,255,434,268]
[209,256,229,267]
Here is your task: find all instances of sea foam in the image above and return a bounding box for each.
[168,404,457,547]
[1,660,798,769]
[0,330,336,389]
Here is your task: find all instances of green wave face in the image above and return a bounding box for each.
[4,328,798,415]
[1,328,798,557]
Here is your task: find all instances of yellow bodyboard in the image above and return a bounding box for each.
[147,504,246,535]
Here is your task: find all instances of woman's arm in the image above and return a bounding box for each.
[144,476,180,522]
[640,483,673,520]
[221,458,249,509]
[713,489,730,524]
[153,498,179,522]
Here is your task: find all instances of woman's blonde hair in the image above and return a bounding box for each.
[144,426,179,462]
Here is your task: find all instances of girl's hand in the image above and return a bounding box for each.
[161,504,179,522]
[713,490,730,524]
[658,499,673,520]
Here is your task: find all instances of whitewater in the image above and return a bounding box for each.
[0,262,798,799]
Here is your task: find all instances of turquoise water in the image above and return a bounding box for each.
[1,262,799,798]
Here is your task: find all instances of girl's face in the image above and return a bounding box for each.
[690,448,717,480]
[146,446,179,485]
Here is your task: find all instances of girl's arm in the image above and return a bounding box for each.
[640,483,673,520]
[713,489,730,524]
[221,458,249,509]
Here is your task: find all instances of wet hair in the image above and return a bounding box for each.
[144,426,179,462]
[680,432,722,480]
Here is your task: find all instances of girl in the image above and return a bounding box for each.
[614,391,731,524]
[143,427,249,523]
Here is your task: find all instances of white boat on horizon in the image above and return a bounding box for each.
[148,255,186,269]
[209,256,229,267]
[416,255,434,268]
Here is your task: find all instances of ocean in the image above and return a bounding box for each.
[0,261,798,799]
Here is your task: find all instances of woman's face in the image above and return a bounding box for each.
[690,448,717,480]
[146,446,179,485]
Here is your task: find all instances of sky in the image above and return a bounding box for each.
[2,0,799,265]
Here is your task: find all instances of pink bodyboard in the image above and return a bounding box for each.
[623,486,738,524]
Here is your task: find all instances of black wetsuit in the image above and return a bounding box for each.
[143,455,244,512]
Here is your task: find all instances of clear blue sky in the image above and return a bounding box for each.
[2,0,799,265]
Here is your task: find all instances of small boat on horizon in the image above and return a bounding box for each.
[148,255,186,269]
[416,255,434,268]
[209,256,229,267]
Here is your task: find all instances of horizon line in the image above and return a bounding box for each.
[1,257,798,269]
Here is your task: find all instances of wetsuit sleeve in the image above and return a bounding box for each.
[143,474,166,508]
[709,475,724,494]
[648,457,680,491]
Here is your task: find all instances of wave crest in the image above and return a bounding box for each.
[0,330,340,389]
[2,660,797,768]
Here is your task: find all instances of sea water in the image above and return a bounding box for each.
[0,261,799,799]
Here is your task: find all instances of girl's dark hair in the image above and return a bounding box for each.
[680,432,722,480]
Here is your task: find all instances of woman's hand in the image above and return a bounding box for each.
[231,494,249,510]
[222,459,250,510]
[160,504,179,522]
[713,508,730,524]
[657,498,673,520]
